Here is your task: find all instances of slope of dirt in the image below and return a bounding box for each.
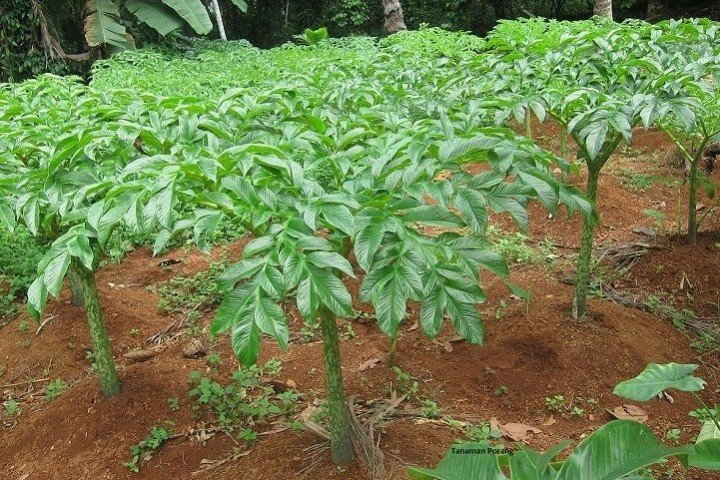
[1,125,719,480]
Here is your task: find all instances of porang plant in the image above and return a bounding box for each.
[119,86,590,463]
[0,76,136,397]
[483,20,700,319]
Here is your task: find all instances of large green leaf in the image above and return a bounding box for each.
[689,440,720,470]
[83,0,130,48]
[161,0,212,35]
[126,0,184,36]
[556,420,690,480]
[613,363,706,401]
[408,443,508,480]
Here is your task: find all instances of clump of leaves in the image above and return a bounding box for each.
[45,379,68,403]
[4,399,20,417]
[188,359,299,431]
[157,261,228,315]
[123,423,174,473]
[391,366,419,399]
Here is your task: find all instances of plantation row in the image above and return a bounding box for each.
[1,18,719,472]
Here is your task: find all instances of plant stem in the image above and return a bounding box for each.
[387,335,398,367]
[688,157,699,246]
[68,267,85,307]
[572,164,600,320]
[319,306,353,464]
[71,260,121,397]
[524,110,533,139]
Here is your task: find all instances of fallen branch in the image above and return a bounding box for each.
[1,377,50,389]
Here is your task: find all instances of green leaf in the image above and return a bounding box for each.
[445,293,484,344]
[407,443,508,480]
[307,251,355,277]
[320,204,355,236]
[374,278,408,337]
[613,363,706,401]
[556,420,690,480]
[161,0,212,34]
[67,235,95,271]
[212,283,254,338]
[231,309,262,366]
[26,277,48,321]
[419,289,446,338]
[689,439,720,470]
[254,293,289,349]
[508,441,571,480]
[697,421,720,444]
[0,204,15,231]
[354,223,385,271]
[43,251,71,298]
[403,205,462,228]
[454,189,487,234]
[308,266,352,318]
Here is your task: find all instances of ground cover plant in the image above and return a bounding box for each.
[1,16,720,480]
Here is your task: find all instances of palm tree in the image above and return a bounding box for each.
[594,0,612,19]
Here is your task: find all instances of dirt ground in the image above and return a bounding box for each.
[0,122,719,480]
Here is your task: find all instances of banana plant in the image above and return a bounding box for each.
[40,0,251,51]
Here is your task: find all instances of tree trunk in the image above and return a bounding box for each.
[319,306,354,464]
[646,0,669,22]
[572,165,600,321]
[211,0,228,41]
[593,0,613,19]
[71,260,121,397]
[383,0,407,34]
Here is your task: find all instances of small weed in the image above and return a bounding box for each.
[665,428,682,445]
[45,379,68,402]
[157,261,228,316]
[493,385,509,396]
[206,353,222,370]
[17,319,29,333]
[236,427,258,443]
[689,405,719,423]
[167,397,180,412]
[5,399,20,416]
[545,395,565,413]
[487,226,554,266]
[188,359,299,431]
[391,366,419,399]
[570,406,585,418]
[130,328,141,337]
[123,423,174,473]
[0,364,6,378]
[420,398,442,419]
[463,422,503,443]
[493,301,507,320]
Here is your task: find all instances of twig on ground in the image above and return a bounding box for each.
[35,315,57,335]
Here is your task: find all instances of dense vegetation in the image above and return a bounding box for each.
[1,14,720,478]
